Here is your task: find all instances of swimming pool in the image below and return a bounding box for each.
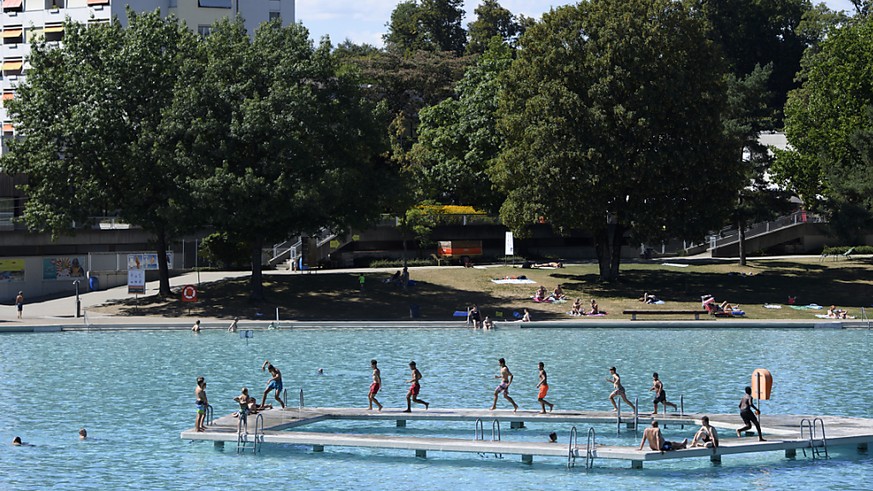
[1,327,871,490]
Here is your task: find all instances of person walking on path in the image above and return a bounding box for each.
[260,360,286,409]
[195,376,208,432]
[368,359,383,411]
[650,372,678,414]
[15,291,23,319]
[491,358,519,412]
[737,386,766,441]
[404,361,429,412]
[358,273,365,292]
[607,367,636,413]
[536,361,554,413]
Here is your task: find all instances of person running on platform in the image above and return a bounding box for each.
[491,358,519,412]
[260,360,286,409]
[736,386,765,441]
[404,361,429,412]
[536,361,554,413]
[690,416,719,448]
[195,376,208,432]
[368,359,383,411]
[639,420,687,452]
[650,372,678,414]
[607,367,636,412]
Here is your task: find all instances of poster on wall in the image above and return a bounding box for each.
[127,252,173,271]
[0,258,24,282]
[43,256,86,280]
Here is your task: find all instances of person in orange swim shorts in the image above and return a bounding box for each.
[537,361,554,413]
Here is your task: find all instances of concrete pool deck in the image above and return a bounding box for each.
[181,405,873,468]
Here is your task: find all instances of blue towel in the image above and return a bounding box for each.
[453,311,468,317]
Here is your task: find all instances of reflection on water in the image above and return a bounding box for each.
[0,328,871,490]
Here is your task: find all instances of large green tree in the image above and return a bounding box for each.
[700,0,816,124]
[774,14,873,240]
[466,0,520,55]
[411,39,512,212]
[384,0,467,55]
[174,19,389,299]
[494,0,740,281]
[2,11,198,296]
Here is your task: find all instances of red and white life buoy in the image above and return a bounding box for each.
[181,285,198,302]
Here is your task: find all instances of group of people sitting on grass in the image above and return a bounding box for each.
[569,298,603,316]
[533,284,566,303]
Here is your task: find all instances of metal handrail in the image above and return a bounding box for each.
[633,396,639,432]
[299,388,304,410]
[585,427,596,469]
[492,419,502,459]
[205,404,214,426]
[252,413,264,454]
[568,426,578,469]
[616,399,622,434]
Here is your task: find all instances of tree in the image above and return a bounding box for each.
[774,15,873,241]
[701,0,816,124]
[466,0,519,55]
[2,11,199,296]
[174,19,390,299]
[723,66,794,264]
[494,0,740,281]
[411,39,512,212]
[384,0,466,55]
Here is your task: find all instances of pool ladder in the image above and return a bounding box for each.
[205,404,215,427]
[800,418,829,459]
[237,413,264,454]
[473,418,502,459]
[862,307,870,329]
[567,426,596,469]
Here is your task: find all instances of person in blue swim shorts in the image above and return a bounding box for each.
[260,360,286,409]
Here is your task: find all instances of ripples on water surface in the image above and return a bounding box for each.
[1,327,871,490]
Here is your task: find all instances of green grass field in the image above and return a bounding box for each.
[92,257,873,322]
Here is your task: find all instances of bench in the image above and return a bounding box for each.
[623,309,709,320]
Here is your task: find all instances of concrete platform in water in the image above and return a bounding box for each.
[180,406,873,468]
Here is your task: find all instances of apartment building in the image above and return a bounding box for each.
[0,0,294,229]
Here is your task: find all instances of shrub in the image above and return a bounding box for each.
[369,258,438,268]
[822,245,873,255]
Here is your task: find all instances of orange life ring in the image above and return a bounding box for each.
[181,285,197,302]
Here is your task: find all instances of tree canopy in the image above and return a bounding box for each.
[775,14,873,240]
[173,19,391,299]
[384,0,466,55]
[494,0,741,281]
[466,0,521,55]
[2,11,198,296]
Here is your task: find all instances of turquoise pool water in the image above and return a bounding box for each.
[1,327,872,490]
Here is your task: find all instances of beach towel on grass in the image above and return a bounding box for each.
[491,278,537,284]
[816,314,855,319]
[790,304,823,310]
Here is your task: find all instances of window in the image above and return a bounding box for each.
[197,25,212,37]
[2,27,23,45]
[269,11,280,21]
[2,0,22,12]
[45,0,66,9]
[44,23,64,42]
[2,59,23,77]
[198,0,231,8]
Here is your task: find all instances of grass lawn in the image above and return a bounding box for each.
[91,257,873,322]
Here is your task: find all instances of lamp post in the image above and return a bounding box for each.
[73,280,80,318]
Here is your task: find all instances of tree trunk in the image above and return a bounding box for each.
[738,219,747,266]
[155,229,172,297]
[593,224,624,282]
[249,239,265,301]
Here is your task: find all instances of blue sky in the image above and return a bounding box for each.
[296,0,859,47]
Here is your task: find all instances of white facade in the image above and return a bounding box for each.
[0,0,295,148]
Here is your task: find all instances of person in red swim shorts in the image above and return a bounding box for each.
[368,359,383,411]
[404,361,429,412]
